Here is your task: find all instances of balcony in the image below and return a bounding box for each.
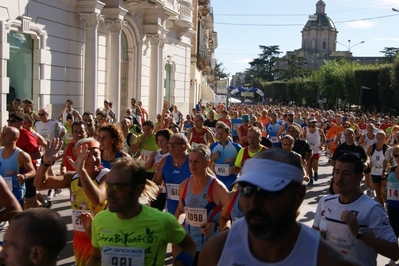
[174,0,193,28]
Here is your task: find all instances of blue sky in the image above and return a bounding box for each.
[212,0,399,76]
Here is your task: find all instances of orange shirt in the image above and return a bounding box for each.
[326,124,344,141]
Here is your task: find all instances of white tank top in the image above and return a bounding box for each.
[370,145,386,175]
[363,133,376,151]
[218,218,320,266]
[306,129,321,154]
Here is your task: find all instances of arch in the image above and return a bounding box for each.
[122,15,143,104]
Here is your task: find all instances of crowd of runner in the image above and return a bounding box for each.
[0,96,398,265]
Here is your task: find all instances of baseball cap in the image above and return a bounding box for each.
[234,158,303,192]
[8,112,24,122]
[242,114,250,121]
[287,111,294,116]
[309,118,317,123]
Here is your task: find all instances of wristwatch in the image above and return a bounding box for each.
[356,228,366,239]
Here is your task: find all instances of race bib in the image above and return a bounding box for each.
[139,150,152,163]
[71,210,93,232]
[102,246,144,266]
[233,124,241,130]
[184,207,207,227]
[215,164,229,176]
[388,182,399,201]
[270,136,279,143]
[166,183,180,201]
[3,176,12,191]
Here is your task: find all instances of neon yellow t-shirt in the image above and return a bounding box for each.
[139,134,158,173]
[234,146,265,168]
[91,205,187,266]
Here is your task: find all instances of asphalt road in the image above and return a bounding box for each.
[50,154,392,266]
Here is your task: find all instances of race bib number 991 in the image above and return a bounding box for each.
[102,246,145,266]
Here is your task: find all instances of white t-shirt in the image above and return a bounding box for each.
[34,120,65,141]
[315,194,397,266]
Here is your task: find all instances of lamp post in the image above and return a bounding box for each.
[336,40,365,52]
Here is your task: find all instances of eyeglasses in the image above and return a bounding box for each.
[106,182,136,192]
[344,126,350,129]
[393,154,399,159]
[308,124,316,128]
[38,113,46,116]
[167,142,185,147]
[238,182,283,199]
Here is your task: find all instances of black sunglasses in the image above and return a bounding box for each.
[238,182,283,199]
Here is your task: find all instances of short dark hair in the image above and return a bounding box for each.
[12,208,67,261]
[155,129,173,141]
[336,153,364,176]
[66,113,73,120]
[66,99,73,104]
[142,120,154,129]
[13,97,21,104]
[111,158,147,186]
[83,111,94,117]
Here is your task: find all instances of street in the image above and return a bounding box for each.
[51,154,392,265]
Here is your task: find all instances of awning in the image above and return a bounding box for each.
[201,85,215,102]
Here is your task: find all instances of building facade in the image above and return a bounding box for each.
[0,0,217,124]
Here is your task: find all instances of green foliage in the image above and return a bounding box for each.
[214,59,229,80]
[380,47,399,63]
[248,45,282,82]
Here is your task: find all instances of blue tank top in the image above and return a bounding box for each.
[387,167,399,210]
[182,176,222,251]
[162,155,191,215]
[228,190,244,223]
[231,118,242,137]
[210,141,241,189]
[0,148,25,201]
[101,151,123,169]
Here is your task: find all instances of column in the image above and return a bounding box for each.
[147,34,161,120]
[157,35,166,117]
[0,21,9,125]
[105,19,125,120]
[80,13,103,113]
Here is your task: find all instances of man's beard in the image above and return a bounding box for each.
[245,203,296,241]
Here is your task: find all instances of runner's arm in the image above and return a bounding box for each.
[87,247,101,266]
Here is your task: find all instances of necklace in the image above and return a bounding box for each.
[173,155,186,167]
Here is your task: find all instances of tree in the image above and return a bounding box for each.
[248,45,282,82]
[214,59,229,80]
[380,47,399,63]
[275,54,311,80]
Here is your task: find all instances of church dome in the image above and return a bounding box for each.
[304,14,336,29]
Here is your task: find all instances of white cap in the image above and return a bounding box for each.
[234,158,303,191]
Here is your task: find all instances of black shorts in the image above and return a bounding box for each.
[371,174,385,184]
[24,177,37,198]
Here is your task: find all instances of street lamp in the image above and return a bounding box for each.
[336,40,365,52]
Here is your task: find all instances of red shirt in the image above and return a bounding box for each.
[16,128,39,168]
[63,141,76,171]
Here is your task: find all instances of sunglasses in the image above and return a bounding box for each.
[238,182,283,199]
[393,154,399,159]
[38,113,46,116]
[106,182,136,192]
[308,124,316,128]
